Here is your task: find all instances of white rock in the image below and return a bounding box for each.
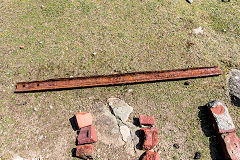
[127,89,134,93]
[193,26,204,34]
[187,0,193,3]
[107,97,133,122]
[39,135,43,140]
[120,125,131,142]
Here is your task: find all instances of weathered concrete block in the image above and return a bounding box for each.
[139,115,154,126]
[76,144,94,159]
[208,100,235,134]
[77,126,97,144]
[142,150,161,160]
[220,132,240,160]
[141,127,158,150]
[75,112,93,129]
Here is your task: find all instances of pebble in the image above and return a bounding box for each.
[187,0,193,3]
[23,101,27,105]
[40,5,44,9]
[173,143,180,149]
[127,89,134,93]
[20,46,24,49]
[193,26,204,35]
[92,52,97,56]
[34,107,38,111]
[39,135,43,140]
[184,81,190,85]
[49,105,53,109]
[194,152,201,159]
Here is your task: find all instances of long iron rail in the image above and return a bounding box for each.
[15,66,221,92]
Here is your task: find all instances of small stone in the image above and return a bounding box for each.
[92,52,97,56]
[20,46,24,49]
[49,105,53,109]
[194,152,201,159]
[33,107,38,111]
[193,26,204,35]
[184,81,190,85]
[127,89,134,93]
[39,135,43,140]
[120,125,131,142]
[88,96,95,100]
[173,143,180,149]
[187,0,193,3]
[23,101,27,105]
[40,5,44,9]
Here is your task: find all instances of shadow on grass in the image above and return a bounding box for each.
[69,116,78,131]
[198,105,225,160]
[230,94,240,107]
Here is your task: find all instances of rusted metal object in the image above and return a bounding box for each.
[15,66,221,93]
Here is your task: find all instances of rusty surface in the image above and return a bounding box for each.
[15,66,222,93]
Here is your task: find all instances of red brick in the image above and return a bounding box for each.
[77,126,97,144]
[139,115,155,126]
[208,100,236,134]
[141,127,159,150]
[75,112,93,129]
[142,151,161,160]
[220,132,240,160]
[76,144,94,159]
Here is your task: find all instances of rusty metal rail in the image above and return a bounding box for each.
[15,66,221,93]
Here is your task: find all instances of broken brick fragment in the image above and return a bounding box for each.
[75,112,93,129]
[219,132,240,160]
[139,115,155,126]
[142,151,161,160]
[141,127,158,150]
[77,126,97,144]
[207,100,235,134]
[76,144,94,159]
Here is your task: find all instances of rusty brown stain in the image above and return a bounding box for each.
[15,66,222,93]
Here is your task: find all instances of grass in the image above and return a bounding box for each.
[1,0,240,159]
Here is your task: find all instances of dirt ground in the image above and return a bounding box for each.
[0,0,240,159]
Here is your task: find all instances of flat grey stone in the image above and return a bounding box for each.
[107,97,133,122]
[93,102,125,147]
[120,125,131,142]
[187,0,193,3]
[228,69,240,106]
